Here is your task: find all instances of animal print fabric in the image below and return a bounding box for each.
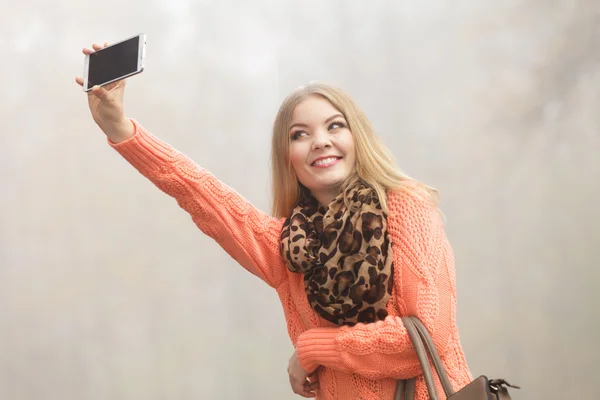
[280,183,394,326]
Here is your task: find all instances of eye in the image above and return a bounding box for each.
[328,121,346,130]
[290,130,307,140]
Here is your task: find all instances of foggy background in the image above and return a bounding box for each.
[1,1,599,399]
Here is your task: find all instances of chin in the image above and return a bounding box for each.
[301,171,351,193]
[314,177,347,190]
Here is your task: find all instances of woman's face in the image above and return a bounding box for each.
[288,95,356,206]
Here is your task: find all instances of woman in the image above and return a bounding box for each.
[76,42,473,400]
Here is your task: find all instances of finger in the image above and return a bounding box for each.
[82,48,94,55]
[294,386,316,398]
[290,377,315,398]
[104,41,110,48]
[304,381,319,391]
[103,79,125,92]
[300,388,316,398]
[92,43,104,51]
[299,380,317,398]
[91,85,110,100]
[75,76,84,86]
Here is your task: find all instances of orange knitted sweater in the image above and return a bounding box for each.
[109,120,473,399]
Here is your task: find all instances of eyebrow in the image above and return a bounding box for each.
[289,113,345,132]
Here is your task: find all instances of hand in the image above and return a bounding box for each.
[288,350,319,398]
[75,42,134,143]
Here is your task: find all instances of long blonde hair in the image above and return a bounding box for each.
[270,82,438,218]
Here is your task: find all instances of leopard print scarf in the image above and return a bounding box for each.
[280,183,394,326]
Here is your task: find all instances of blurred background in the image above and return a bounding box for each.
[1,0,599,398]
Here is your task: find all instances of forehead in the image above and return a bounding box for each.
[291,95,340,122]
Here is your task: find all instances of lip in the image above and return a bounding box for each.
[310,156,342,168]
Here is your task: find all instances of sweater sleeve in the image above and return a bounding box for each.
[108,119,288,288]
[295,187,455,379]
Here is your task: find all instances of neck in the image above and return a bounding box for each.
[310,189,340,209]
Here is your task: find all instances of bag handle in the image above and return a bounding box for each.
[397,317,457,400]
[408,317,455,398]
[398,316,519,400]
[401,317,440,400]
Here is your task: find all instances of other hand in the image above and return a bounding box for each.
[288,350,319,398]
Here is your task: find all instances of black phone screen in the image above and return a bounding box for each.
[86,36,140,90]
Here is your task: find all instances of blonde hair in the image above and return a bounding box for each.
[270,82,439,218]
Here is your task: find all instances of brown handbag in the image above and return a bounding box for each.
[394,316,520,400]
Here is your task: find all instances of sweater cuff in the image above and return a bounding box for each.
[296,328,343,373]
[108,119,176,171]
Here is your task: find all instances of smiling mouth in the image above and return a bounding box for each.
[311,157,342,167]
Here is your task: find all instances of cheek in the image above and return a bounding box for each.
[289,144,307,175]
[341,133,357,164]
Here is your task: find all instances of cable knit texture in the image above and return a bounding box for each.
[109,120,473,399]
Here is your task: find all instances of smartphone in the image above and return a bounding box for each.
[83,33,146,92]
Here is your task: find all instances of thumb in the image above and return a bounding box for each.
[91,85,111,102]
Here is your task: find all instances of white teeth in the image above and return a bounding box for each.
[313,157,339,166]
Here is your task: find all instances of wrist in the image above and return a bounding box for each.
[296,328,341,373]
[104,119,134,144]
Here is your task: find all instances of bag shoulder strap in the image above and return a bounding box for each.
[402,317,440,400]
[408,317,455,397]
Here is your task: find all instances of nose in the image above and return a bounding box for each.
[311,129,332,151]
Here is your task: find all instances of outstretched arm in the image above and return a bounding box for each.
[76,42,288,288]
[109,120,288,288]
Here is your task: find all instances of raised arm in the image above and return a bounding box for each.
[109,120,288,287]
[294,188,457,379]
[75,43,287,288]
